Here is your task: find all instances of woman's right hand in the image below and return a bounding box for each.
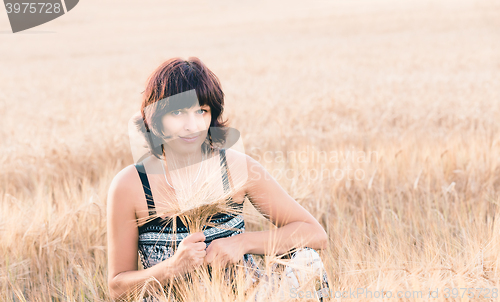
[170,232,207,277]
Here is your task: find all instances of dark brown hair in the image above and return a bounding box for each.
[136,57,229,159]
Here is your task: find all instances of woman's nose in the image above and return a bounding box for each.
[184,112,201,132]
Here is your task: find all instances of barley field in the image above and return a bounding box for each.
[1,0,500,300]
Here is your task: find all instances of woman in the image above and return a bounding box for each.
[107,57,330,301]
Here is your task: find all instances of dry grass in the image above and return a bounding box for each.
[1,0,500,300]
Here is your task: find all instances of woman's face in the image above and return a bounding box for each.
[161,103,212,155]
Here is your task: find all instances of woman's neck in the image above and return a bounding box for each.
[162,146,204,169]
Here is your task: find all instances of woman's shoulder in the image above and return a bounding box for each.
[111,163,141,185]
[107,163,144,204]
[219,147,255,165]
[218,147,264,186]
[218,147,259,173]
[110,154,157,187]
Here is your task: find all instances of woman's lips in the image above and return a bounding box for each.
[180,135,199,143]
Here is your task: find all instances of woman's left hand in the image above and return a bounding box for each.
[204,234,246,268]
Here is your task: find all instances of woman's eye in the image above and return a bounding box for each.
[171,110,182,116]
[197,109,207,114]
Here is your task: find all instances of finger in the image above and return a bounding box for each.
[219,257,228,268]
[205,250,215,264]
[195,258,205,267]
[185,232,205,243]
[205,243,212,254]
[215,259,228,271]
[193,242,207,251]
[222,255,231,267]
[192,255,204,266]
[207,251,223,265]
[212,254,227,268]
[195,250,206,259]
[193,232,206,242]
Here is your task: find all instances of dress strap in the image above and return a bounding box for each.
[134,162,156,216]
[219,148,231,194]
[135,151,231,217]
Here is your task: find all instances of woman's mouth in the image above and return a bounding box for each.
[180,135,199,143]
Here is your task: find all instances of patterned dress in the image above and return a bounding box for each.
[134,148,330,301]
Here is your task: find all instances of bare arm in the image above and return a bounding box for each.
[238,222,327,256]
[239,155,328,256]
[106,166,179,300]
[107,165,207,300]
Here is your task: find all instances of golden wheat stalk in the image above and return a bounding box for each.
[129,148,323,301]
[132,148,273,301]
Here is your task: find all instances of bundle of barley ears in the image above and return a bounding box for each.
[132,148,274,302]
